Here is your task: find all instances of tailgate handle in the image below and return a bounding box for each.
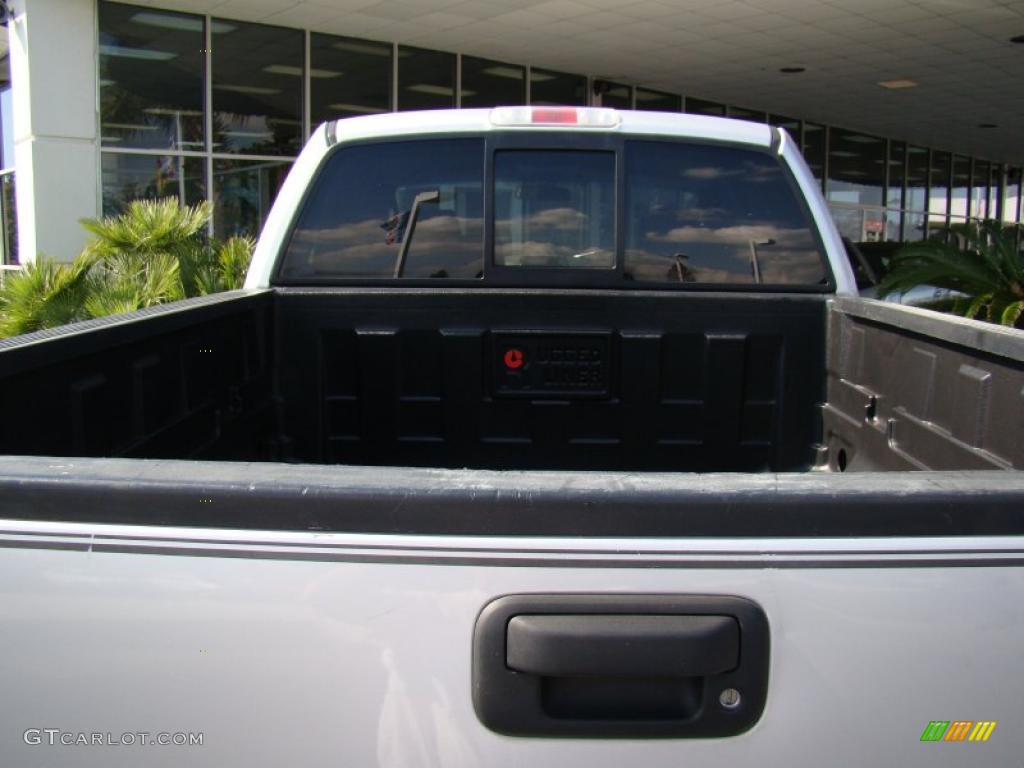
[506,615,738,678]
[473,594,769,738]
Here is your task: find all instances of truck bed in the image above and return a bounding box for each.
[0,289,1020,473]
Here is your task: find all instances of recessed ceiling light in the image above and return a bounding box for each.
[328,103,388,114]
[332,40,392,57]
[405,84,455,96]
[978,123,998,128]
[779,67,805,74]
[635,90,674,102]
[130,12,235,34]
[99,44,177,61]
[144,107,204,116]
[1010,35,1024,43]
[263,64,342,79]
[103,123,160,131]
[480,66,525,80]
[878,79,918,89]
[213,84,281,95]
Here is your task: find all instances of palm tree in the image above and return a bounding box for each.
[0,198,254,338]
[877,220,1024,328]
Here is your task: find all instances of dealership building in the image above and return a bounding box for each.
[1,0,1021,265]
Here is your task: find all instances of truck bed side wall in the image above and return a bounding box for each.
[824,297,1024,470]
[0,291,275,460]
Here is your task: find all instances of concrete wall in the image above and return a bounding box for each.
[9,0,99,262]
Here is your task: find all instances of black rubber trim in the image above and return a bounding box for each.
[1,457,1023,537]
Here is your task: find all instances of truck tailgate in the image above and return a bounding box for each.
[1,458,1023,767]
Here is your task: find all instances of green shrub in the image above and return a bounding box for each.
[877,220,1024,328]
[0,198,254,338]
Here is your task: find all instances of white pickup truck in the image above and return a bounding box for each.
[1,107,1022,767]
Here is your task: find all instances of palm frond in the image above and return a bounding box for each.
[81,198,211,257]
[964,293,992,320]
[876,220,1024,328]
[0,255,95,336]
[1001,301,1024,328]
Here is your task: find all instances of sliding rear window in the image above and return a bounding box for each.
[624,141,827,286]
[278,135,828,287]
[494,150,615,269]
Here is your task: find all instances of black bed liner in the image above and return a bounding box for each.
[0,288,1020,475]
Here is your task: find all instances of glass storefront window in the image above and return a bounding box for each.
[828,205,886,245]
[599,82,632,109]
[727,106,766,123]
[0,79,14,265]
[970,160,989,219]
[212,158,291,238]
[529,68,586,106]
[827,128,885,209]
[1004,168,1022,224]
[906,146,929,214]
[1,171,17,265]
[887,141,905,211]
[1,86,14,170]
[311,34,391,123]
[211,20,303,156]
[802,123,826,185]
[461,57,525,108]
[98,2,205,151]
[988,164,1001,221]
[884,210,902,243]
[685,98,726,117]
[929,151,951,230]
[101,153,206,216]
[951,155,970,219]
[397,47,455,110]
[903,212,927,242]
[635,89,680,112]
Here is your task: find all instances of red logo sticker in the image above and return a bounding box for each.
[503,348,525,370]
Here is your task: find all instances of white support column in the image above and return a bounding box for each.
[8,0,99,263]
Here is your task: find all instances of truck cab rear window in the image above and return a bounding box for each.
[280,139,485,280]
[279,136,827,287]
[624,141,827,286]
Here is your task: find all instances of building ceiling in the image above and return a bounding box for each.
[123,0,1024,163]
